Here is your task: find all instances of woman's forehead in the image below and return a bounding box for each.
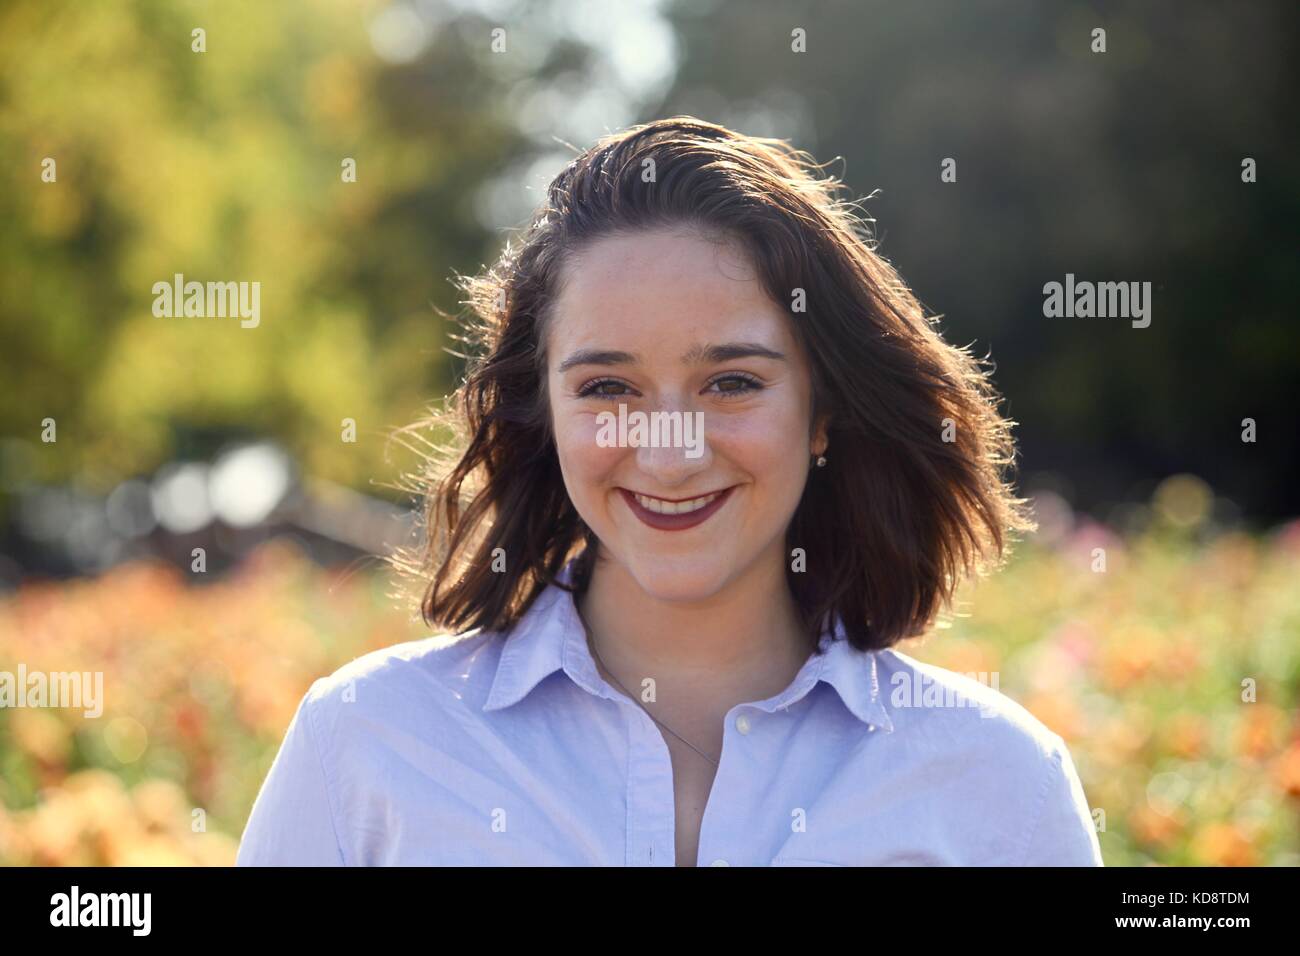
[561,229,759,304]
[549,230,794,355]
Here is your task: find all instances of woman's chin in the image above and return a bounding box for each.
[624,558,735,604]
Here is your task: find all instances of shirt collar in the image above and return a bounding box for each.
[483,562,894,733]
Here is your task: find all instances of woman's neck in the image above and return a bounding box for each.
[575,550,813,713]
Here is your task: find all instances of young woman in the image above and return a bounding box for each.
[237,117,1102,866]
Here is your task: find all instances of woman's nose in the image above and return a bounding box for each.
[633,408,712,483]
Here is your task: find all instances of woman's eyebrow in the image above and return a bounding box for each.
[557,342,786,373]
[556,349,637,373]
[683,342,787,364]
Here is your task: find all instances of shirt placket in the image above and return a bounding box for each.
[694,655,828,867]
[622,703,677,866]
[560,621,679,866]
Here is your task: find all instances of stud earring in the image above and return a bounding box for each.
[815,455,827,467]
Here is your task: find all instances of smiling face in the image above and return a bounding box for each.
[545,225,828,603]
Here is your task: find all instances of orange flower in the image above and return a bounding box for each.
[1024,692,1084,740]
[1158,633,1202,682]
[1165,713,1208,760]
[1099,625,1162,690]
[1235,704,1286,760]
[1272,743,1300,798]
[1093,715,1150,766]
[1189,822,1257,866]
[933,640,1001,677]
[10,709,71,768]
[172,701,207,742]
[1130,805,1183,849]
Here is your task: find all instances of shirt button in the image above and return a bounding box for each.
[710,859,730,867]
[735,713,752,735]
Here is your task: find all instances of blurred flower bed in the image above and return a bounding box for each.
[908,518,1300,866]
[0,539,424,865]
[1,520,1298,866]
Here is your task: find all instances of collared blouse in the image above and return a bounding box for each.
[236,569,1103,866]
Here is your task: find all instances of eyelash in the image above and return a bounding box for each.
[576,373,764,400]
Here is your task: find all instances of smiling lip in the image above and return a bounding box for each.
[619,487,735,531]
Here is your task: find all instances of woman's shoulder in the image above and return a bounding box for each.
[870,648,1101,864]
[872,646,1071,763]
[299,627,505,734]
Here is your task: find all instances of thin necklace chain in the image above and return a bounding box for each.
[577,605,721,768]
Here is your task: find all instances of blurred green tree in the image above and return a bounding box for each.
[0,0,549,505]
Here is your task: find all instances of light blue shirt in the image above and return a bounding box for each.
[236,566,1103,866]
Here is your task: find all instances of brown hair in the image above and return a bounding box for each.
[392,116,1035,653]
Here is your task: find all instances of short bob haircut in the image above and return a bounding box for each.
[394,116,1035,654]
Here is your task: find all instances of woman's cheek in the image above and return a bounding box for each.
[709,405,807,474]
[554,410,625,483]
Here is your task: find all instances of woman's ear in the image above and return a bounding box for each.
[811,412,830,457]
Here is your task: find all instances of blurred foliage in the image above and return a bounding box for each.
[0,0,552,505]
[1,509,1297,865]
[1,0,1296,523]
[661,0,1300,520]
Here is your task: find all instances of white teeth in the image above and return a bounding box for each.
[633,490,723,515]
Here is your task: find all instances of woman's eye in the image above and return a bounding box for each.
[707,374,763,397]
[577,378,632,398]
